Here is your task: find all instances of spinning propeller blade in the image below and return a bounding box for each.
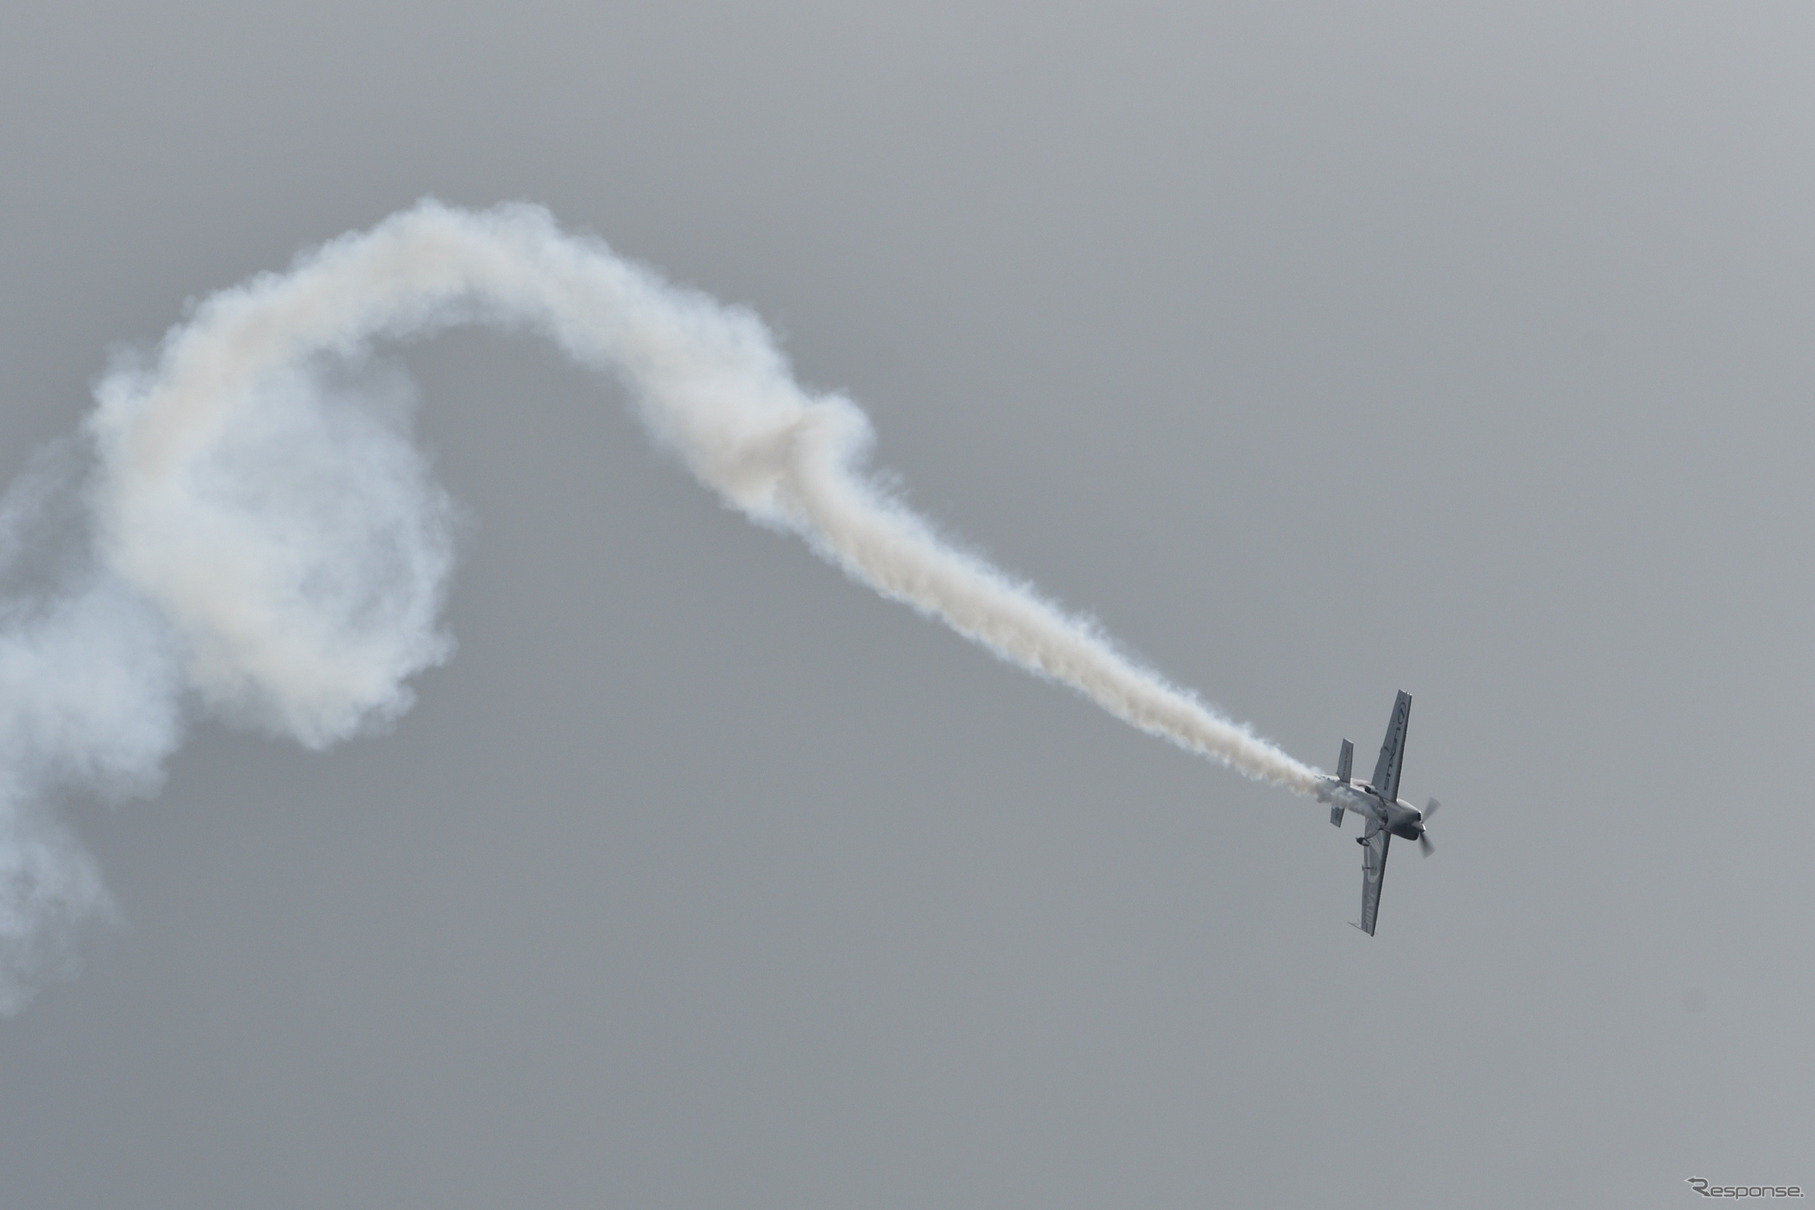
[1418,798,1440,856]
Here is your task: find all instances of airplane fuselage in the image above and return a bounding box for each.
[1317,777,1426,841]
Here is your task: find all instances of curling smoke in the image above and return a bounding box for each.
[0,201,1318,1012]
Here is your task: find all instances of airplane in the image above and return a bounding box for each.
[1314,691,1439,935]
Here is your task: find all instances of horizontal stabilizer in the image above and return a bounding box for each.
[1336,738,1353,785]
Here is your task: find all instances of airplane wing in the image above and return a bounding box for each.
[1370,690,1412,805]
[1358,815,1391,936]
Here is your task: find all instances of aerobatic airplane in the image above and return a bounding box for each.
[1314,691,1439,935]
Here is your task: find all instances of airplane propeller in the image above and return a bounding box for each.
[1418,798,1440,857]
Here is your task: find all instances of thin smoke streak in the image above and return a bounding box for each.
[0,201,1317,1012]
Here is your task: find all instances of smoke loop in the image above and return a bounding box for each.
[0,202,1319,1012]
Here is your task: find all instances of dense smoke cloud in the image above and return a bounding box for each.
[0,202,1318,1012]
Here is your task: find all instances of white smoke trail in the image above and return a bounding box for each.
[0,201,1318,1011]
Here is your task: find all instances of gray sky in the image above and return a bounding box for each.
[2,2,1811,1206]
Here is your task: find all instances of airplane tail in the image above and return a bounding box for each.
[1330,738,1353,826]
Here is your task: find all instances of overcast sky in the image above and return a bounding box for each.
[1,3,1810,1207]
